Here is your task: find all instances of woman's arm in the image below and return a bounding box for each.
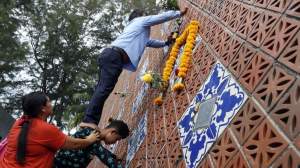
[61,130,100,150]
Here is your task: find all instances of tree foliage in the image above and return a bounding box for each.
[0,0,28,112]
[0,0,176,130]
[18,0,121,129]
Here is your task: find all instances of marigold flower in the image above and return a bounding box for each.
[172,82,185,92]
[190,20,199,25]
[180,67,188,72]
[141,73,153,83]
[178,72,186,78]
[162,20,200,87]
[153,96,163,106]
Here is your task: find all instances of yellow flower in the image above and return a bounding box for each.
[191,34,197,38]
[172,82,185,92]
[162,20,201,85]
[187,36,195,42]
[180,63,188,68]
[141,73,153,83]
[172,48,179,53]
[190,25,197,29]
[185,48,193,53]
[175,38,183,44]
[166,65,173,70]
[185,43,194,49]
[153,96,163,106]
[178,72,186,78]
[180,67,188,72]
[190,20,199,25]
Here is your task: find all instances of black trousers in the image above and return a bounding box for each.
[83,48,123,124]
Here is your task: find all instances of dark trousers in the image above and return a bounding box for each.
[83,48,123,124]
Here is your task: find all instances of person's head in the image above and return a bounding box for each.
[128,9,144,22]
[102,118,130,145]
[22,91,52,118]
[17,91,51,165]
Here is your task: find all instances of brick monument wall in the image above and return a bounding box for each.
[90,0,300,167]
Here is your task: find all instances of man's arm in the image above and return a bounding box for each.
[146,39,167,48]
[146,33,176,48]
[141,7,187,27]
[91,143,124,168]
[141,10,181,27]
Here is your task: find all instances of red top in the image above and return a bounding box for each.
[0,118,67,168]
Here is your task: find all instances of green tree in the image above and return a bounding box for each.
[0,0,178,131]
[158,0,179,10]
[0,0,28,113]
[16,0,118,129]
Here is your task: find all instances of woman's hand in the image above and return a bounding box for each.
[86,130,100,143]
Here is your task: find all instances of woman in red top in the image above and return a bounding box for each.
[0,92,100,168]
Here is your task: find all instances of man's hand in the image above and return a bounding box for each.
[165,32,177,46]
[180,7,188,16]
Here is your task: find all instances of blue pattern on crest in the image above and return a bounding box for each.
[178,62,248,168]
[179,106,194,133]
[126,113,147,167]
[206,123,217,139]
[216,87,243,123]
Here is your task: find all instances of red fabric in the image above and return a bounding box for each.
[18,115,30,126]
[0,118,67,168]
[0,137,8,159]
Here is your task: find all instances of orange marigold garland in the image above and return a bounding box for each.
[153,20,200,105]
[162,27,189,87]
[172,20,199,92]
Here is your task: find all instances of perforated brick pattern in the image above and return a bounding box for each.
[239,52,273,93]
[270,79,300,139]
[210,130,238,167]
[243,119,288,168]
[231,99,265,145]
[253,66,295,110]
[90,0,300,167]
[271,148,300,168]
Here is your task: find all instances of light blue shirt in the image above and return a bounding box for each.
[111,10,181,71]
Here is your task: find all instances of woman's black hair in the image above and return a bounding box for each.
[106,118,130,139]
[17,91,48,165]
[128,9,144,22]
